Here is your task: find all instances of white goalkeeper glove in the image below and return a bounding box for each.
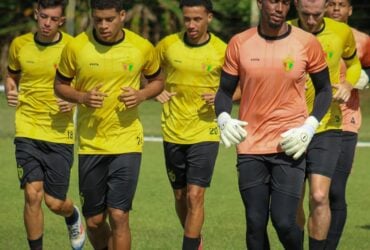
[280,116,319,160]
[354,69,369,90]
[217,112,248,148]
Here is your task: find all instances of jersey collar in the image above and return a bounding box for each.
[183,32,211,47]
[93,29,125,46]
[257,24,291,40]
[34,31,62,46]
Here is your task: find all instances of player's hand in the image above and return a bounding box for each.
[332,81,353,103]
[201,93,215,106]
[354,69,369,90]
[155,90,176,103]
[79,84,107,108]
[6,89,18,107]
[280,116,319,160]
[57,98,75,113]
[217,112,248,148]
[119,86,144,108]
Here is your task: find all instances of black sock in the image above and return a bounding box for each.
[28,235,43,250]
[182,235,201,250]
[302,230,304,245]
[309,237,326,250]
[65,207,78,225]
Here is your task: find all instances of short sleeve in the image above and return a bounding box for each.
[222,35,240,76]
[306,35,327,74]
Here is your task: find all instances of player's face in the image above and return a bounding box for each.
[182,6,212,44]
[295,0,327,33]
[92,8,125,43]
[35,6,65,40]
[258,0,291,29]
[326,0,352,23]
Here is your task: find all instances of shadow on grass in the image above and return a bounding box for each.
[358,225,370,230]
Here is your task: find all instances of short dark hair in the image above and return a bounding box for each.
[90,0,124,12]
[37,0,68,14]
[179,0,213,12]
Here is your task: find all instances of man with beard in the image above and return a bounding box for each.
[214,0,332,249]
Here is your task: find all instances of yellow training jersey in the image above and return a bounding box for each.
[289,18,360,133]
[57,29,160,154]
[8,32,74,144]
[156,32,226,144]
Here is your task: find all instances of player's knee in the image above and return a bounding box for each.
[86,213,107,230]
[271,213,295,234]
[187,188,205,209]
[108,208,129,228]
[246,212,267,232]
[310,190,329,207]
[44,198,64,214]
[174,188,187,203]
[24,184,44,206]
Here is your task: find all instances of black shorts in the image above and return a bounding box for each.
[237,153,305,198]
[163,141,219,189]
[14,137,74,200]
[79,153,141,217]
[306,130,342,178]
[336,131,357,174]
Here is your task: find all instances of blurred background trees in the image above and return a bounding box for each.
[0,0,369,83]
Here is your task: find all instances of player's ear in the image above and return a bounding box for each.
[59,16,66,26]
[34,9,38,21]
[348,5,353,17]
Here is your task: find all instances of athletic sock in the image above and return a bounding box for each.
[28,235,43,250]
[309,237,326,250]
[182,235,201,250]
[65,207,78,225]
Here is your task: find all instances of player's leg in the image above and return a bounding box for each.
[79,155,112,250]
[237,154,271,250]
[306,131,342,250]
[163,142,188,227]
[326,131,357,250]
[15,138,45,250]
[270,153,305,250]
[41,141,85,249]
[182,142,218,250]
[296,181,306,233]
[106,153,141,250]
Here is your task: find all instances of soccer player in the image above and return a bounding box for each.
[290,0,361,249]
[5,1,86,250]
[214,0,332,249]
[53,0,164,249]
[325,0,370,248]
[155,0,226,249]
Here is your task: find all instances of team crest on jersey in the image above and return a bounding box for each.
[123,63,134,72]
[283,57,295,72]
[202,63,212,72]
[322,43,334,60]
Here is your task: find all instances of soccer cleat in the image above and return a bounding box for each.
[67,206,86,250]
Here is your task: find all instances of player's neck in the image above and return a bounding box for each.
[258,22,289,39]
[35,31,61,44]
[185,32,210,46]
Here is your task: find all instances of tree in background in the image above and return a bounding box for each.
[1,0,369,83]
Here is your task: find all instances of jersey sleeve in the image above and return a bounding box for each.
[306,35,327,74]
[222,35,240,76]
[7,38,21,73]
[342,27,361,85]
[142,42,161,78]
[57,41,77,80]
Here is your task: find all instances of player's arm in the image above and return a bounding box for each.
[215,70,247,148]
[280,67,332,159]
[54,71,107,108]
[120,69,164,108]
[5,69,20,107]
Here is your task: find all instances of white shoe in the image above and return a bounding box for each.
[67,205,86,250]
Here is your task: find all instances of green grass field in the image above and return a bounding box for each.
[1,91,370,249]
